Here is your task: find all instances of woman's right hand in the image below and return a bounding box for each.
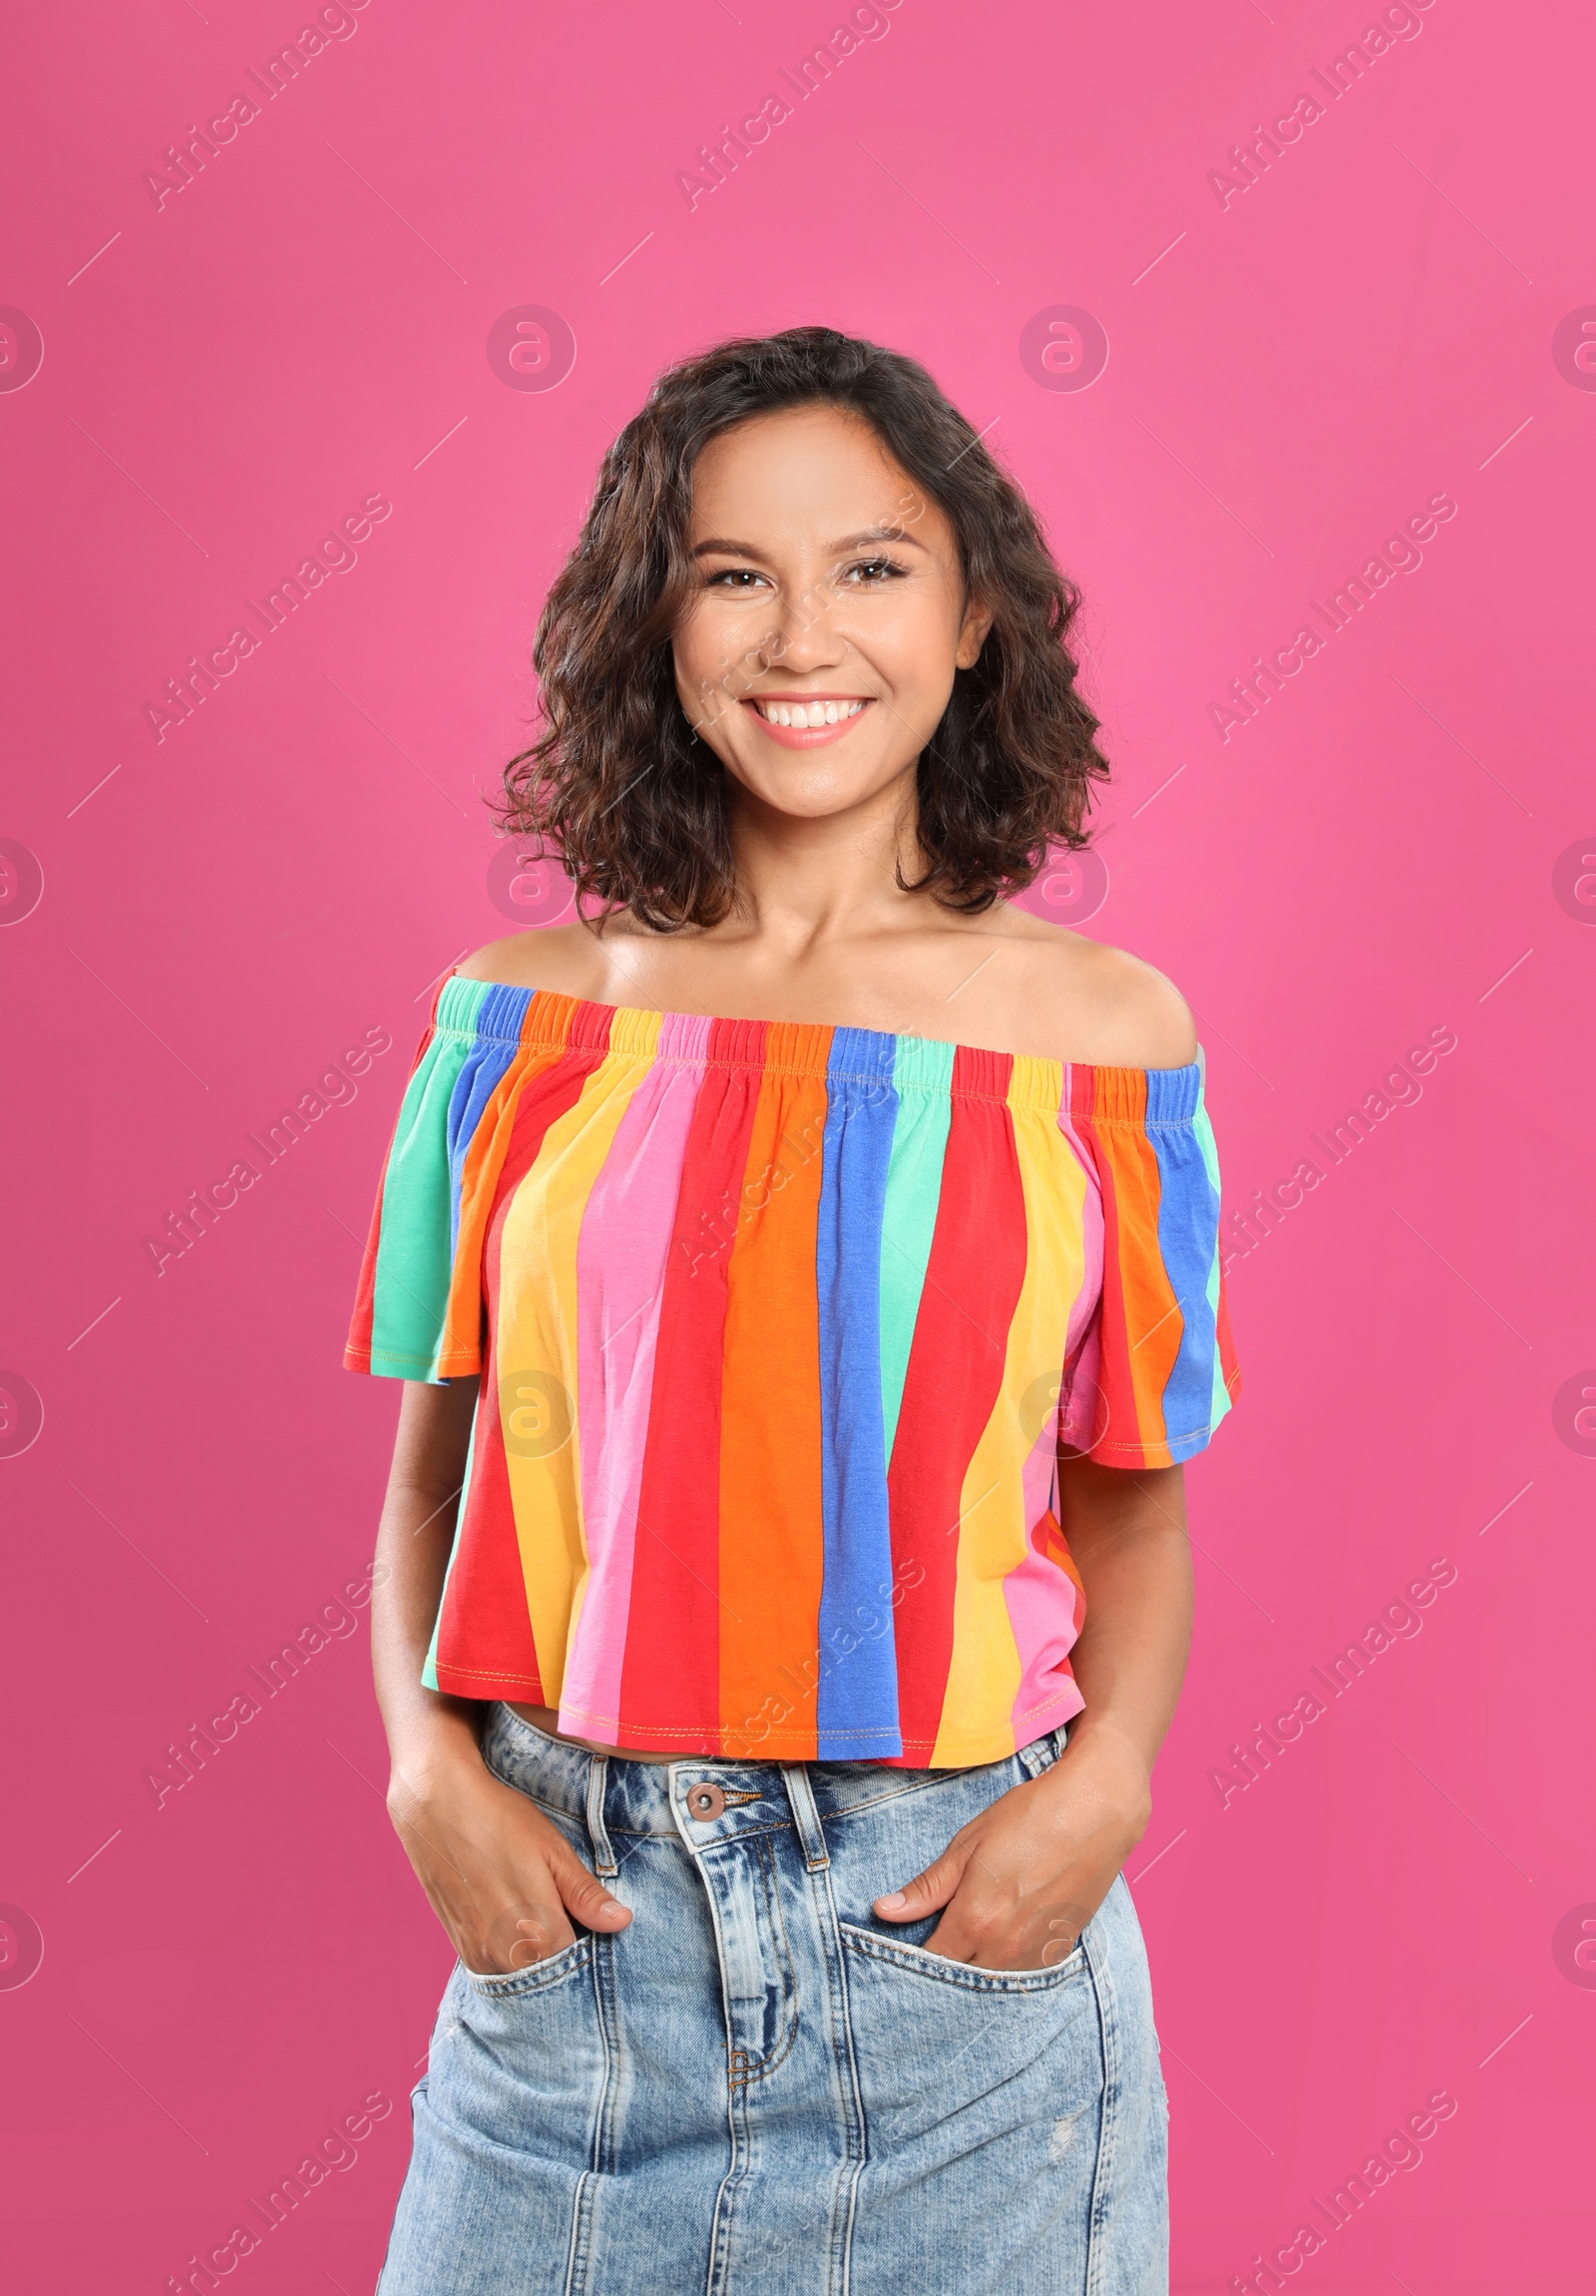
[386,1738,632,1976]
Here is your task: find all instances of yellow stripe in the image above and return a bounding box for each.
[495,1017,660,1704]
[932,1073,1087,1764]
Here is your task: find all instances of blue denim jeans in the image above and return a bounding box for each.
[377,1703,1168,2294]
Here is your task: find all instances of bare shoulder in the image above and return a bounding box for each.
[991,908,1199,1068]
[454,923,612,1000]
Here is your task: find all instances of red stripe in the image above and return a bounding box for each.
[428,1009,609,1702]
[617,1020,765,1747]
[486,1001,608,1227]
[431,1279,542,1699]
[884,1049,1027,1764]
[1215,1265,1241,1399]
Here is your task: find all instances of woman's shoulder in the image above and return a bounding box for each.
[451,914,1198,1074]
[986,906,1199,1070]
[453,924,612,1001]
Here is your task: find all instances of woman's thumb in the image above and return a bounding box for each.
[546,1837,632,1930]
[874,1846,965,1921]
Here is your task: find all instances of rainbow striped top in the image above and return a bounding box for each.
[346,973,1241,1766]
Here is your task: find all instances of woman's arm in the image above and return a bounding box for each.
[374,1377,632,1971]
[874,1455,1193,1968]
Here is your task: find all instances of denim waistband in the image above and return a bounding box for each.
[482,1702,1067,1864]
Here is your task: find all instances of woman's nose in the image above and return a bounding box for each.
[758,600,845,671]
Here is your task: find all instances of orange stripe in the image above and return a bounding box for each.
[717,1027,830,1757]
[438,992,576,1366]
[1106,1121,1183,1457]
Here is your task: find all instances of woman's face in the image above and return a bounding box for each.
[671,404,990,825]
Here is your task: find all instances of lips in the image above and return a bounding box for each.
[741,694,874,749]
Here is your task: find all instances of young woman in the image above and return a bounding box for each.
[347,327,1241,2294]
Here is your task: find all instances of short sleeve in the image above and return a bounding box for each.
[343,975,526,1381]
[1057,1057,1241,1468]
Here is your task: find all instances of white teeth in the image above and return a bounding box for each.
[755,698,865,726]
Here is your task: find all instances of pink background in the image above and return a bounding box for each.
[2,0,1591,2288]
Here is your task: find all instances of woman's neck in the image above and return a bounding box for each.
[716,771,927,953]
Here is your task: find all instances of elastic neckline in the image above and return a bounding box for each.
[433,973,1207,1121]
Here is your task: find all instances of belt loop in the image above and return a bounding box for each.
[781,1762,830,1872]
[1016,1724,1067,1781]
[586,1753,617,1879]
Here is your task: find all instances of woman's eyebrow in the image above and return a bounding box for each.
[689,537,768,560]
[831,523,929,552]
[689,523,929,560]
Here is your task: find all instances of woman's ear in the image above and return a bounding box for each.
[955,595,994,670]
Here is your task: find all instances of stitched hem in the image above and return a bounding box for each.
[1087,1368,1243,1462]
[434,1666,546,1698]
[422,1007,1206,1120]
[420,1035,1127,1114]
[344,1344,482,1379]
[1012,1683,1086,1730]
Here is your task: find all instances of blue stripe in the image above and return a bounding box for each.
[1146,1070,1221,1462]
[815,1028,903,1758]
[444,984,532,1254]
[1192,1100,1235,1439]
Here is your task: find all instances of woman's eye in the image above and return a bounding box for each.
[843,557,906,584]
[705,568,769,590]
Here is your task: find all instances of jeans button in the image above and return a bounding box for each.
[686,1781,726,1820]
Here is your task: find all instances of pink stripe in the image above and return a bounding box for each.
[1019,1405,1056,1537]
[1004,1420,1087,1740]
[1000,1061,1097,1739]
[563,1012,710,1740]
[1056,1069,1106,1452]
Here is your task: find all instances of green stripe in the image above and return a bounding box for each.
[435,972,491,1034]
[878,1037,955,1464]
[369,977,490,1380]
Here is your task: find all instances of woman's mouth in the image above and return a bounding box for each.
[742,694,873,748]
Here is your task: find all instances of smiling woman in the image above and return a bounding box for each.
[352,325,1242,2294]
[503,327,1109,931]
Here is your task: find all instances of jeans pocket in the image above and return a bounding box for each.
[837,1918,1099,2152]
[426,1935,606,2189]
[837,1920,1088,1994]
[456,1932,594,1998]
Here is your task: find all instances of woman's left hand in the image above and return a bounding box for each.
[872,1720,1154,1970]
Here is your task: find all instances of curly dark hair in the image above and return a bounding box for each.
[499,326,1110,928]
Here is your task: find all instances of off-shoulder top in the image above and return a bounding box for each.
[345,973,1241,1767]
